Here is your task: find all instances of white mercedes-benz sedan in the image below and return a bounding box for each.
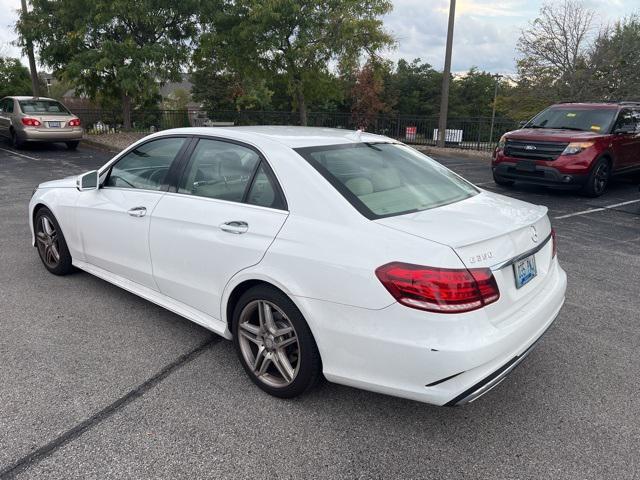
[29,126,567,406]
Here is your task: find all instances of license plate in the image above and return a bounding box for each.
[516,160,536,172]
[513,254,537,289]
[48,121,61,128]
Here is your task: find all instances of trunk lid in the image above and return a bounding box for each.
[374,190,550,269]
[30,114,74,130]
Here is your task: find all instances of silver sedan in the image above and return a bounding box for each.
[0,96,83,150]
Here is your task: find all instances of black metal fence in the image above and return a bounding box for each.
[76,109,520,152]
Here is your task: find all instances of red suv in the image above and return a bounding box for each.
[492,102,640,196]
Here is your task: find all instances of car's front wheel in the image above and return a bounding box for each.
[493,172,515,187]
[34,207,74,275]
[232,285,322,398]
[582,157,611,197]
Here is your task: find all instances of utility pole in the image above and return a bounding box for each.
[437,0,456,148]
[20,0,40,98]
[489,74,502,147]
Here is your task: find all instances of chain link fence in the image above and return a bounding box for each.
[75,109,520,152]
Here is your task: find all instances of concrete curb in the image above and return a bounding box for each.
[81,138,120,153]
[413,145,492,161]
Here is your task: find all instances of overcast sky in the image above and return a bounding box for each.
[1,0,638,74]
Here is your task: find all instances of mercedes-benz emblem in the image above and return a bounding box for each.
[530,226,539,243]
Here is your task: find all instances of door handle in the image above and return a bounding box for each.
[220,221,249,234]
[127,206,147,217]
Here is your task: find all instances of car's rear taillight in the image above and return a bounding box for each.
[68,118,81,127]
[21,117,41,127]
[551,228,557,258]
[375,262,500,313]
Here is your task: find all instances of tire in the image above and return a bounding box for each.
[10,129,25,149]
[493,172,514,187]
[582,157,611,197]
[34,207,74,275]
[232,285,322,398]
[66,141,80,150]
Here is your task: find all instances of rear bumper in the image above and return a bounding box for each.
[444,320,552,406]
[18,128,83,142]
[493,162,588,189]
[296,259,567,406]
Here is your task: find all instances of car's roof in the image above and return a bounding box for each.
[5,96,58,101]
[552,102,622,110]
[159,126,393,149]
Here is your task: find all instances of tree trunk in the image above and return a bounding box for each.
[295,81,307,126]
[21,0,40,97]
[122,94,132,130]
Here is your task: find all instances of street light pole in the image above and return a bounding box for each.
[437,0,456,148]
[489,74,502,147]
[20,0,40,97]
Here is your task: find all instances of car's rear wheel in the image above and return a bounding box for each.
[582,157,610,197]
[34,207,74,275]
[66,141,80,150]
[10,129,25,149]
[232,285,322,398]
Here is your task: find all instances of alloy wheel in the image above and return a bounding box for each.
[237,300,300,388]
[36,215,61,268]
[594,162,609,194]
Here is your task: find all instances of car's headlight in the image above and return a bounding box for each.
[562,141,595,155]
[497,135,507,149]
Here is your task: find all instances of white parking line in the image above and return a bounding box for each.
[0,147,39,161]
[554,199,640,219]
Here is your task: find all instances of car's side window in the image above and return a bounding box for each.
[614,109,637,133]
[178,139,261,203]
[245,163,283,209]
[7,100,15,113]
[105,137,186,191]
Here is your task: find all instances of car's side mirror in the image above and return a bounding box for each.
[518,121,528,128]
[76,170,99,191]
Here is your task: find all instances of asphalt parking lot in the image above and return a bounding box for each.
[1,142,639,480]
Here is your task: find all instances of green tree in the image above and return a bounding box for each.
[449,68,506,117]
[197,0,394,125]
[18,0,198,128]
[0,57,32,98]
[589,15,640,101]
[163,88,192,110]
[383,59,442,116]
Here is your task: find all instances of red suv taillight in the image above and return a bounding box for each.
[68,118,81,127]
[551,228,557,257]
[375,262,500,313]
[21,117,41,127]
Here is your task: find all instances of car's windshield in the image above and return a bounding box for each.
[526,107,617,133]
[295,143,479,219]
[18,99,70,115]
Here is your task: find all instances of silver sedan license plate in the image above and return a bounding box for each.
[514,254,537,289]
[48,121,61,128]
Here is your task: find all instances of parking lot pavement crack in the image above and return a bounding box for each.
[0,335,221,480]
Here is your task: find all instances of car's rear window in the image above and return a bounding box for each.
[295,143,479,219]
[19,100,70,115]
[526,107,617,133]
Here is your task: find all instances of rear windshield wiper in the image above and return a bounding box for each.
[364,142,383,151]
